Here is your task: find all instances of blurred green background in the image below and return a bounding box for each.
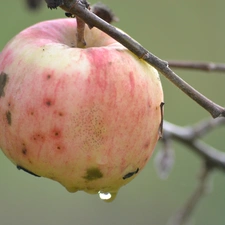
[1,1,225,225]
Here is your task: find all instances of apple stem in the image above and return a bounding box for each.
[59,0,90,48]
[76,17,86,48]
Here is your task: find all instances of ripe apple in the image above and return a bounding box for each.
[0,18,163,201]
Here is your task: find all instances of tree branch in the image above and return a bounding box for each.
[163,118,225,172]
[168,60,225,73]
[43,0,225,118]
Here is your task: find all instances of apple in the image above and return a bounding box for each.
[0,18,163,201]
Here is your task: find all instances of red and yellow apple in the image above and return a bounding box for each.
[0,18,163,201]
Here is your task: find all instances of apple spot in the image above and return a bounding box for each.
[22,148,27,155]
[123,168,139,180]
[31,133,45,142]
[46,74,52,79]
[51,128,62,139]
[0,72,9,97]
[45,99,52,106]
[144,140,150,149]
[17,165,40,177]
[83,167,103,181]
[55,144,65,153]
[6,110,11,125]
[58,112,63,117]
[53,130,61,138]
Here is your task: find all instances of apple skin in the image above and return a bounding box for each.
[0,18,163,198]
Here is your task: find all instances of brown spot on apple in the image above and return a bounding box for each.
[6,111,11,125]
[58,112,63,116]
[22,148,27,155]
[83,167,103,181]
[45,99,52,106]
[31,133,45,142]
[123,168,139,180]
[55,145,65,153]
[144,140,150,149]
[46,74,52,79]
[51,128,61,139]
[17,165,40,177]
[159,102,165,138]
[0,72,9,97]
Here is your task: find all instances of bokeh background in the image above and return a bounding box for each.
[1,1,225,225]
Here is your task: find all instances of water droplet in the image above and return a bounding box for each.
[98,191,111,200]
[98,191,118,202]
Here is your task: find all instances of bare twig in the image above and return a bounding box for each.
[44,0,225,118]
[168,162,213,225]
[191,117,225,138]
[168,60,225,73]
[163,119,225,172]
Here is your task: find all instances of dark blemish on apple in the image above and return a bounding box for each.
[22,148,27,155]
[47,74,51,79]
[45,100,52,106]
[17,165,40,177]
[123,168,139,180]
[58,112,63,116]
[6,111,11,125]
[0,72,9,98]
[83,167,103,181]
[144,140,150,149]
[32,133,45,142]
[159,102,165,138]
[52,129,61,138]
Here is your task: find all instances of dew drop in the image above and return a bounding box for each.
[98,191,118,202]
[98,191,111,200]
